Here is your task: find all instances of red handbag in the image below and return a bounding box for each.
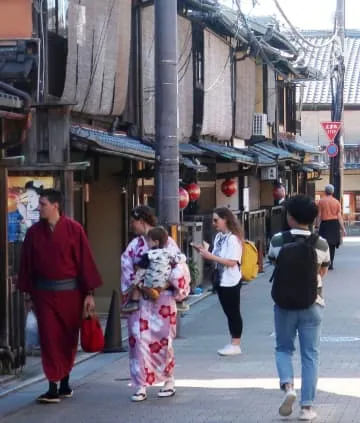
[80,313,105,353]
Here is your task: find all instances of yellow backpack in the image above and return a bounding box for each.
[241,240,259,282]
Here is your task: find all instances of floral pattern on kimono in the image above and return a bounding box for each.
[121,236,190,388]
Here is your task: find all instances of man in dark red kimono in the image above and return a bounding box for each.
[17,189,103,403]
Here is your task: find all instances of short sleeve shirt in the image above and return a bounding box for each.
[213,233,242,287]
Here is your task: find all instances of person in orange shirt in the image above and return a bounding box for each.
[315,184,346,270]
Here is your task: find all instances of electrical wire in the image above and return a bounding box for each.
[272,0,338,49]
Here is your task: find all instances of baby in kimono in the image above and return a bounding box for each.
[122,226,188,313]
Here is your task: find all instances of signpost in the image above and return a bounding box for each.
[321,121,342,142]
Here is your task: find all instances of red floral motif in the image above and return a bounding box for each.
[178,277,185,289]
[160,338,168,347]
[149,342,162,354]
[138,238,145,248]
[145,369,156,385]
[165,359,175,375]
[170,312,177,326]
[128,249,135,258]
[140,318,149,332]
[129,336,136,348]
[159,305,171,319]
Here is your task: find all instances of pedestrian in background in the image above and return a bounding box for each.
[121,206,190,402]
[17,189,103,404]
[269,195,330,421]
[315,184,346,269]
[196,207,243,356]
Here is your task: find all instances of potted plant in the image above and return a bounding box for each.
[188,258,200,294]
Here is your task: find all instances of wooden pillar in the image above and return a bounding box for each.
[24,109,37,165]
[0,119,9,350]
[63,170,74,218]
[48,107,70,163]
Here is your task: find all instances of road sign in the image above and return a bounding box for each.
[326,142,339,158]
[321,121,342,142]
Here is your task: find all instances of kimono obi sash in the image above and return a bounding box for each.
[35,278,78,291]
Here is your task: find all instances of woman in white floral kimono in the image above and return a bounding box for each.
[121,206,190,402]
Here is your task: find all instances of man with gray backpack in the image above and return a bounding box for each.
[269,195,330,421]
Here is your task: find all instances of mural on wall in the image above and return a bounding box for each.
[8,176,54,242]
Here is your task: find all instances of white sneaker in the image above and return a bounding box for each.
[279,389,297,417]
[299,408,317,421]
[217,344,242,356]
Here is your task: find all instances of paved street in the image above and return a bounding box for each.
[1,239,360,422]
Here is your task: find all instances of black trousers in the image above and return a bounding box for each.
[329,244,336,266]
[217,282,243,339]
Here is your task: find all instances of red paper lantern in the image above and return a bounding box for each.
[221,179,237,197]
[273,185,286,201]
[179,187,190,210]
[186,182,201,202]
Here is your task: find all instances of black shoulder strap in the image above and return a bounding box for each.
[281,230,294,245]
[306,233,319,246]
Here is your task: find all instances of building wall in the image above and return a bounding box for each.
[260,180,274,206]
[0,0,32,38]
[85,156,125,312]
[216,163,239,210]
[301,110,360,146]
[255,62,264,114]
[316,171,360,192]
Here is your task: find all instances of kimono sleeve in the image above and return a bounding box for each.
[120,238,139,294]
[76,225,103,292]
[17,228,34,294]
[166,238,191,301]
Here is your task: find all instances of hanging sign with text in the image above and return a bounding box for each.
[320,121,342,142]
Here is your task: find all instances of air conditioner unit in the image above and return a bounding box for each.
[0,39,40,100]
[253,113,268,137]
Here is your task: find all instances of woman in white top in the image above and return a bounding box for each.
[198,207,243,356]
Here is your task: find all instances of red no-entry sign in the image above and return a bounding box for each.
[321,121,342,142]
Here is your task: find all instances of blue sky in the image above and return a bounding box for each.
[220,0,358,30]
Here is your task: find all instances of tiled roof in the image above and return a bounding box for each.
[179,143,207,156]
[197,141,256,165]
[344,163,360,170]
[70,125,155,160]
[252,142,298,161]
[247,147,276,166]
[278,139,322,154]
[300,30,360,104]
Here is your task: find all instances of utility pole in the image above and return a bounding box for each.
[154,0,179,228]
[330,0,345,202]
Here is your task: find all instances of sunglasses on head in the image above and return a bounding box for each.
[131,209,142,220]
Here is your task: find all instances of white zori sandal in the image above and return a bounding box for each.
[131,388,147,402]
[158,380,176,398]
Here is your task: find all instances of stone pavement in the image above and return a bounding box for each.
[1,238,360,422]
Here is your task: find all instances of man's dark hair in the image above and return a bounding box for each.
[286,195,318,225]
[148,226,168,248]
[40,189,63,211]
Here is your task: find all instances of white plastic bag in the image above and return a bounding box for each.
[25,310,39,350]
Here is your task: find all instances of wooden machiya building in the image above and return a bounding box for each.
[0,0,322,373]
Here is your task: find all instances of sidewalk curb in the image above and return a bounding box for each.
[0,289,212,399]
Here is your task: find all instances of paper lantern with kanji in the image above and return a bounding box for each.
[186,182,201,202]
[179,187,190,210]
[221,179,237,197]
[273,184,286,201]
